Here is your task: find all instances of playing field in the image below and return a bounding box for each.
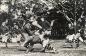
[0,40,86,56]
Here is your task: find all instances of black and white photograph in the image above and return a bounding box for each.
[0,0,86,56]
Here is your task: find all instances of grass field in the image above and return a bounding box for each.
[0,40,86,56]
